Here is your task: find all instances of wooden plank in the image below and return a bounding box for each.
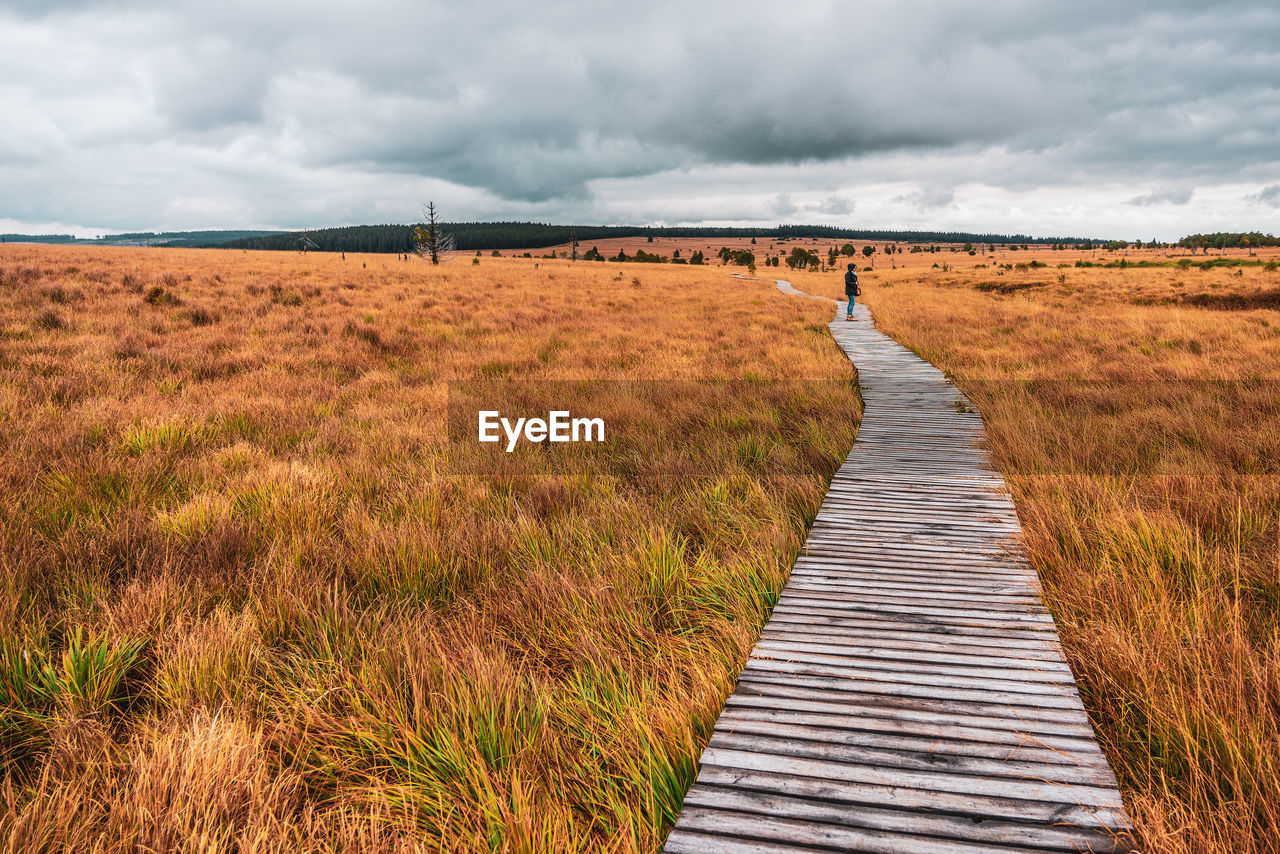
[776,585,1045,613]
[791,558,1038,584]
[779,578,1042,604]
[730,679,1098,732]
[699,747,1125,809]
[775,593,1055,625]
[783,573,1038,599]
[793,555,1035,580]
[758,627,1068,663]
[706,731,1118,787]
[674,807,1037,854]
[681,787,1127,851]
[764,603,1063,641]
[784,570,1038,596]
[749,640,1075,685]
[798,545,1033,571]
[752,634,1074,672]
[718,707,1107,758]
[740,657,1085,705]
[664,828,827,854]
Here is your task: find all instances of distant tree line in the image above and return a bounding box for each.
[1177,232,1279,252]
[2,230,280,247]
[207,222,1099,253]
[1,233,79,244]
[214,225,417,253]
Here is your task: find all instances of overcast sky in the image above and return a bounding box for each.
[2,1,1278,241]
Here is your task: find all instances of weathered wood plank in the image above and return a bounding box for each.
[674,806,1039,853]
[739,658,1086,706]
[681,786,1126,851]
[706,731,1118,787]
[752,634,1074,672]
[749,640,1075,685]
[718,707,1108,758]
[689,765,1130,831]
[765,603,1063,640]
[731,679,1098,732]
[758,627,1068,663]
[699,747,1125,810]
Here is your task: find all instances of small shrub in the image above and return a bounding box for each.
[269,284,303,306]
[145,286,180,306]
[188,305,217,326]
[115,335,146,359]
[343,320,384,350]
[35,309,65,330]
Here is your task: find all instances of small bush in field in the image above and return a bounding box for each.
[188,305,217,326]
[35,308,65,330]
[343,319,383,349]
[145,286,180,306]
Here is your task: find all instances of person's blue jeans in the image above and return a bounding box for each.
[847,296,856,316]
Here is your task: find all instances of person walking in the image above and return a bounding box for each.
[844,263,860,321]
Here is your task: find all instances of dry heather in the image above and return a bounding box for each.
[834,246,1280,854]
[0,244,858,852]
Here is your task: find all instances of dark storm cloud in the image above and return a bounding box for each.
[0,0,1277,232]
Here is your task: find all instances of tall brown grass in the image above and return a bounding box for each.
[838,247,1280,853]
[0,244,858,852]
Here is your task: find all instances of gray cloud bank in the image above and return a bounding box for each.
[1128,187,1195,206]
[1,0,1278,238]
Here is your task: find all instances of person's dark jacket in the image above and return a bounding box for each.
[844,269,860,296]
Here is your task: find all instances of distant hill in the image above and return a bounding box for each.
[212,222,1100,253]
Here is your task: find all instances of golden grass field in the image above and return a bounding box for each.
[2,238,1278,852]
[0,243,859,852]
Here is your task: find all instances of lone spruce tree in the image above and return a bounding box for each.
[414,201,455,264]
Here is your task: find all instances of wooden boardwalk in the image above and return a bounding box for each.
[664,284,1133,853]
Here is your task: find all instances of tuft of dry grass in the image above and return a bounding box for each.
[842,245,1280,854]
[0,244,857,852]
